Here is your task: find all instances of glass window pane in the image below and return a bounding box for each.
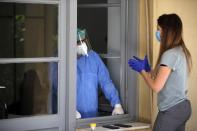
[0,62,58,119]
[0,3,58,58]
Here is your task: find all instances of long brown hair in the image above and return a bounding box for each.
[155,14,192,73]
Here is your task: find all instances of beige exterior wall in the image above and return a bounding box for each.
[137,0,153,131]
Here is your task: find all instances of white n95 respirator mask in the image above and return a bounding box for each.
[77,42,88,56]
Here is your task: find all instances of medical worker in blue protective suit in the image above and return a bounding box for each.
[49,29,124,118]
[76,28,124,118]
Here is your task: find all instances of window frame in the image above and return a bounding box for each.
[76,0,139,128]
[0,0,76,130]
[0,0,139,130]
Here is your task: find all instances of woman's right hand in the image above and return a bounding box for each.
[128,55,150,73]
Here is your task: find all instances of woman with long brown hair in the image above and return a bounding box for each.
[128,14,192,131]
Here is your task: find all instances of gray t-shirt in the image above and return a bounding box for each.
[158,46,188,111]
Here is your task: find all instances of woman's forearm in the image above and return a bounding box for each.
[140,70,161,93]
[140,66,171,93]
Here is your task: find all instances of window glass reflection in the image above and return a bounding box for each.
[0,62,58,119]
[0,3,58,58]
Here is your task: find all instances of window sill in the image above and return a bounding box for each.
[77,122,151,131]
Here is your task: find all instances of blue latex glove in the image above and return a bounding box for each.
[133,55,151,72]
[128,58,145,73]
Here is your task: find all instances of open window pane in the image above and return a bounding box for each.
[78,7,108,53]
[0,3,58,58]
[0,62,58,119]
[77,1,124,119]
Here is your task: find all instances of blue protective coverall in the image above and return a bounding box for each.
[77,50,120,118]
[50,50,120,118]
[49,61,58,114]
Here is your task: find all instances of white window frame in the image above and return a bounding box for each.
[0,0,140,130]
[0,0,77,131]
[76,0,139,129]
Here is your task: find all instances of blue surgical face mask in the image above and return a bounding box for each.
[156,31,161,42]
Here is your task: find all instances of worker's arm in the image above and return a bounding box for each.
[140,65,171,93]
